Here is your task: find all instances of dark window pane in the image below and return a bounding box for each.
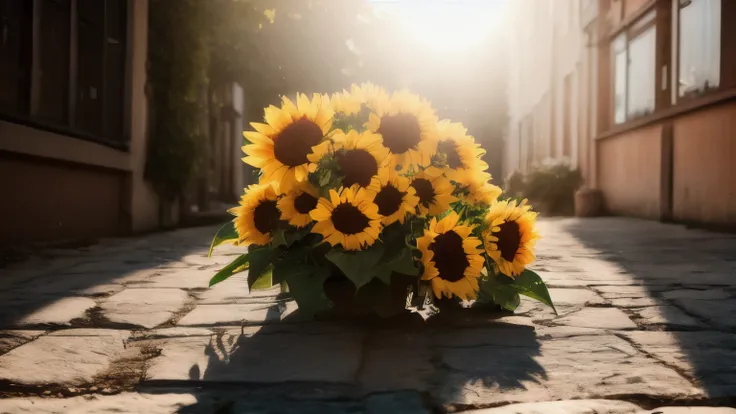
[104,0,126,141]
[36,0,70,124]
[0,0,24,112]
[75,0,104,135]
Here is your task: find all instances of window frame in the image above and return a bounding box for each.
[0,0,130,150]
[601,0,736,137]
[610,7,658,125]
[671,0,722,103]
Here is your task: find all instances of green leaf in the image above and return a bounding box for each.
[271,229,288,248]
[513,269,557,314]
[326,242,385,289]
[272,257,318,284]
[246,247,275,290]
[385,248,419,276]
[209,253,249,287]
[251,269,274,290]
[283,266,331,318]
[319,170,332,186]
[208,222,238,257]
[479,280,521,311]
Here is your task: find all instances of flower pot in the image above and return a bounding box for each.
[319,272,416,322]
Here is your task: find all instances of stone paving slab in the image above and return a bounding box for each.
[0,329,130,386]
[176,301,296,326]
[553,307,638,330]
[15,297,96,327]
[649,409,736,414]
[0,390,433,414]
[197,276,282,304]
[128,269,213,289]
[464,399,643,413]
[437,334,703,406]
[0,330,45,355]
[670,299,736,330]
[631,306,703,328]
[144,327,364,384]
[100,288,190,328]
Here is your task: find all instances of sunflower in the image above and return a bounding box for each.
[464,171,502,206]
[373,167,419,226]
[483,199,540,277]
[310,185,382,251]
[309,130,389,190]
[365,90,438,172]
[332,82,389,115]
[409,172,458,216]
[432,120,489,186]
[417,212,485,300]
[229,183,282,246]
[277,181,320,228]
[242,93,333,193]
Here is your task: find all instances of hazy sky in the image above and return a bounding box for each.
[370,0,506,52]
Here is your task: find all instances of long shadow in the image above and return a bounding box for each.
[173,307,544,413]
[561,217,736,399]
[0,225,218,330]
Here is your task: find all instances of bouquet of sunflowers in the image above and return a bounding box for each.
[208,83,555,319]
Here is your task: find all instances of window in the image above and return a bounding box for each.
[611,10,656,124]
[627,25,656,118]
[0,0,128,145]
[613,34,627,124]
[0,0,31,114]
[677,0,721,98]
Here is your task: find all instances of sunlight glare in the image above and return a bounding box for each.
[371,0,503,52]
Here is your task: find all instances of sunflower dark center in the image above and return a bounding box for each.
[493,221,521,262]
[429,230,469,282]
[377,113,421,154]
[437,140,463,169]
[374,185,404,216]
[294,192,318,214]
[337,149,378,187]
[273,117,324,167]
[411,178,435,206]
[331,204,370,235]
[253,200,280,235]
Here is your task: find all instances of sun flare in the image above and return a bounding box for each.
[371,0,504,52]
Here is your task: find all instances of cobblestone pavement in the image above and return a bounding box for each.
[0,218,735,413]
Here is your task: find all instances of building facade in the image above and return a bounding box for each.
[0,0,245,247]
[506,0,736,226]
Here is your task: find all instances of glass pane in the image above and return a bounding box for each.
[36,0,70,124]
[678,0,720,97]
[627,26,656,119]
[0,0,24,112]
[104,0,126,141]
[75,0,104,135]
[613,40,627,124]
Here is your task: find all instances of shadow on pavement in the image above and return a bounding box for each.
[174,309,544,413]
[0,226,215,330]
[562,217,736,399]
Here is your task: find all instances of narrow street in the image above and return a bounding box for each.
[0,218,735,413]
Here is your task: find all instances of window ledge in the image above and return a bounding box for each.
[596,88,736,140]
[0,119,132,171]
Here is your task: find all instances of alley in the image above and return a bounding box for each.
[0,218,735,413]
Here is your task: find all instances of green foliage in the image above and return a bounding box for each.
[514,269,557,314]
[327,243,386,289]
[209,253,249,287]
[208,221,238,257]
[146,0,210,201]
[478,265,556,314]
[251,269,274,290]
[508,163,582,216]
